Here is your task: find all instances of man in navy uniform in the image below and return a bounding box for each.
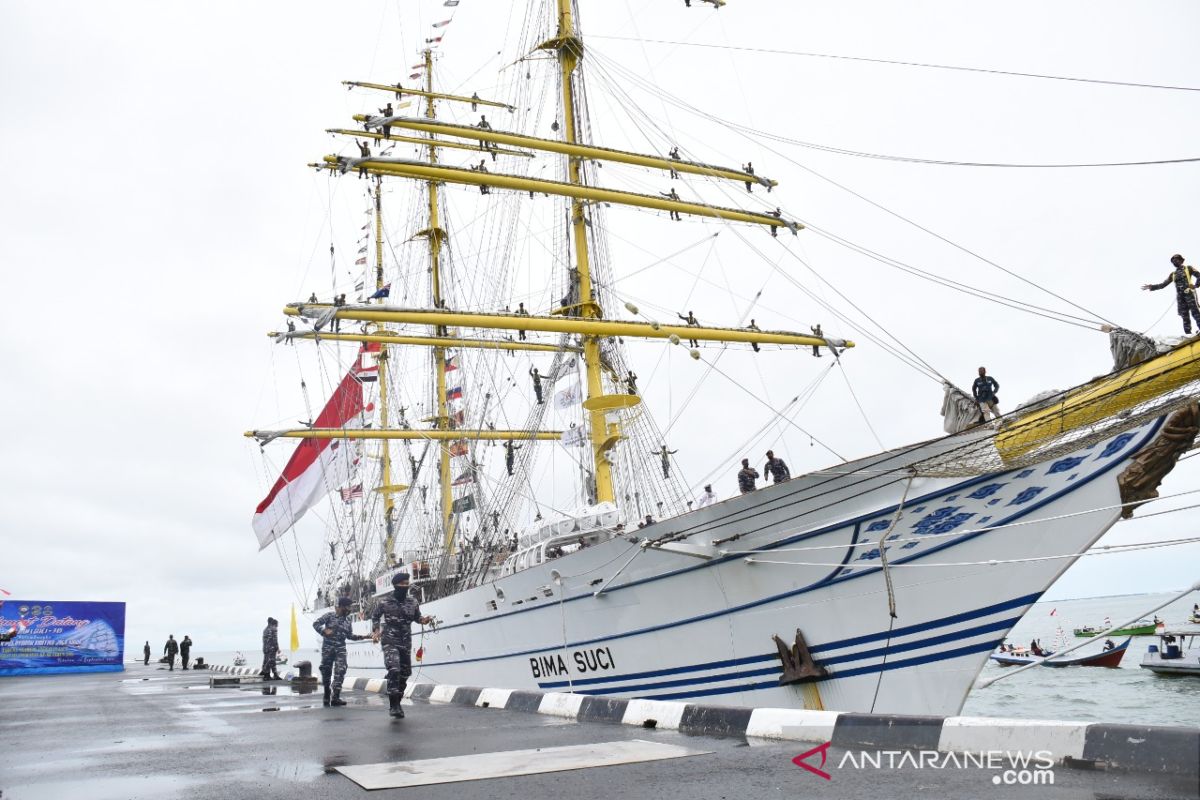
[1143,254,1200,334]
[261,618,281,681]
[372,572,433,718]
[972,366,1000,422]
[314,597,369,707]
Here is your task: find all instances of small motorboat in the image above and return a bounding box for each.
[991,638,1131,668]
[275,655,288,665]
[233,652,247,666]
[1140,629,1200,676]
[1073,618,1160,637]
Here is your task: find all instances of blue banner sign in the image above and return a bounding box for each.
[0,600,126,676]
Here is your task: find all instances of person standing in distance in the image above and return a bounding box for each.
[372,573,433,718]
[142,641,151,666]
[261,617,282,681]
[180,635,193,670]
[163,635,178,671]
[314,597,369,707]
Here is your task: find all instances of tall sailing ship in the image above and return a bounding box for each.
[247,1,1200,715]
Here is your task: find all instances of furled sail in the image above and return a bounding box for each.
[251,344,379,550]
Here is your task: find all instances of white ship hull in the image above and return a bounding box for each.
[336,420,1163,715]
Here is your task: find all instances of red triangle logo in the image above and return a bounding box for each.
[792,741,832,780]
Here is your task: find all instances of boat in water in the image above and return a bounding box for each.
[1073,618,1161,638]
[1140,629,1200,676]
[990,638,1130,668]
[246,1,1200,716]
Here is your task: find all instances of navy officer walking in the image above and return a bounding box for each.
[314,596,369,707]
[372,572,433,718]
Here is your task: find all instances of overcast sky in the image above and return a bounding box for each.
[2,1,1198,654]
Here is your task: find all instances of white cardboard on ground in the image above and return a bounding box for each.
[336,739,711,789]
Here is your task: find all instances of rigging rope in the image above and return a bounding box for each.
[589,36,1200,94]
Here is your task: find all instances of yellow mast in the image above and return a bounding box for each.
[421,49,456,553]
[542,0,614,504]
[373,177,400,566]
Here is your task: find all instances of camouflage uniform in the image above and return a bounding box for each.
[371,593,423,702]
[261,624,279,678]
[764,456,791,484]
[737,466,759,494]
[313,611,363,700]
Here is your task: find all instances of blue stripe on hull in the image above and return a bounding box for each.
[611,638,1004,702]
[536,615,1021,693]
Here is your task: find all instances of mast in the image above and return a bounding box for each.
[421,48,456,552]
[548,0,613,504]
[373,177,399,566]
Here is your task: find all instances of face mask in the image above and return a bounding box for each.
[393,587,408,600]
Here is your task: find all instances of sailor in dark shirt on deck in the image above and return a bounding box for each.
[972,366,1000,422]
[737,458,759,494]
[764,450,791,483]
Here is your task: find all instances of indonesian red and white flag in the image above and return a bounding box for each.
[252,344,380,550]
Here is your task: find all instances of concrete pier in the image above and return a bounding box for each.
[0,665,1196,799]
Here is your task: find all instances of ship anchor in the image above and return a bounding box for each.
[772,629,828,685]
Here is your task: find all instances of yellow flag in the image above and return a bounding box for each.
[289,604,300,651]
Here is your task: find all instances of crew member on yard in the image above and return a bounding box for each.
[372,572,434,718]
[662,187,682,221]
[677,310,700,347]
[377,102,393,139]
[972,366,1000,422]
[314,597,369,707]
[747,318,761,352]
[737,458,759,494]
[355,140,371,179]
[1143,254,1200,334]
[515,301,529,340]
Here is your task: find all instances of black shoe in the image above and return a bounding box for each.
[330,697,347,707]
[390,705,405,718]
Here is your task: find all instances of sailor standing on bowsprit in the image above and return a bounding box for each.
[372,572,434,718]
[314,597,369,707]
[1143,254,1200,335]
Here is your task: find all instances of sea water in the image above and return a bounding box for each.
[193,593,1199,727]
[961,591,1199,727]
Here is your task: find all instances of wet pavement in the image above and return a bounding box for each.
[0,665,1196,799]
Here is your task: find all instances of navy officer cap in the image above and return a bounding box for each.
[337,596,354,607]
